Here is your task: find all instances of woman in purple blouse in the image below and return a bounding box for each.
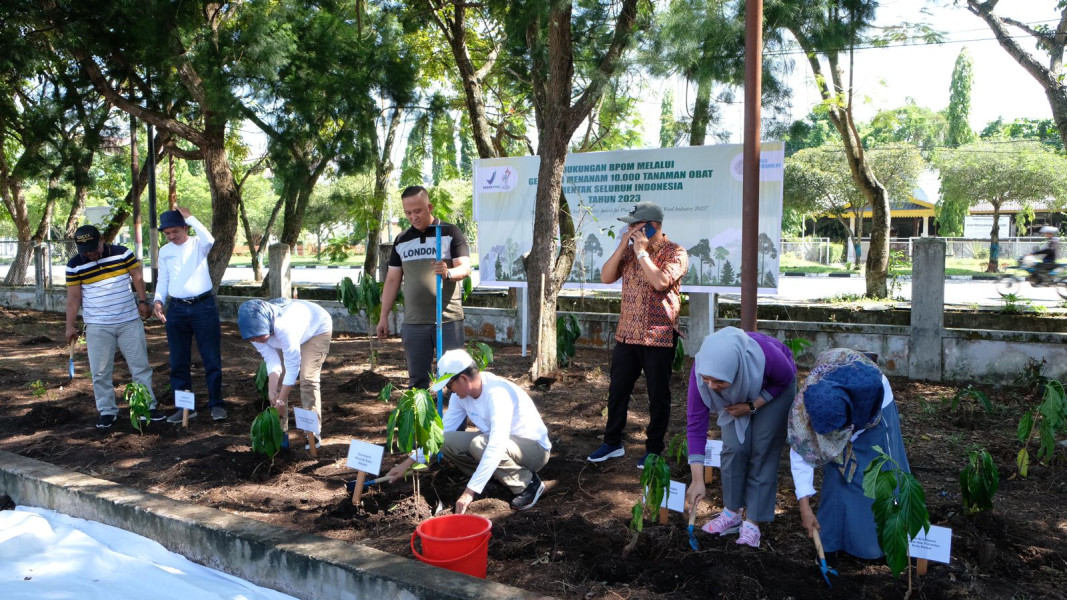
[684,326,797,548]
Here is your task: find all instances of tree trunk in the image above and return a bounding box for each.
[523,0,640,378]
[101,130,170,243]
[430,0,500,160]
[690,76,713,146]
[2,182,32,286]
[526,138,567,380]
[365,106,403,278]
[201,140,242,288]
[988,201,1002,273]
[279,161,327,251]
[792,30,890,297]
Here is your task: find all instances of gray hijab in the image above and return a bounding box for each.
[694,327,766,443]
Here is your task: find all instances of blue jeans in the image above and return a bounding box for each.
[165,296,223,407]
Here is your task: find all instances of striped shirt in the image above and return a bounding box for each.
[65,245,140,325]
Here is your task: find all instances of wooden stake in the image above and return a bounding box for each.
[658,506,668,525]
[181,408,189,427]
[704,466,713,484]
[307,431,318,458]
[351,471,367,505]
[916,558,928,576]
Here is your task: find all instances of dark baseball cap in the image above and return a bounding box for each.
[618,201,664,224]
[74,225,101,254]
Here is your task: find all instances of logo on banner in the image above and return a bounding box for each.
[478,166,516,192]
[729,150,785,182]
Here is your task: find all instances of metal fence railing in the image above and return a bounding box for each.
[781,237,834,264]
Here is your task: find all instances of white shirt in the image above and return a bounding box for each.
[251,301,333,386]
[154,216,214,302]
[441,372,552,494]
[790,375,895,500]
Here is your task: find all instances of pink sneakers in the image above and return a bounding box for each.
[736,521,761,547]
[701,509,742,535]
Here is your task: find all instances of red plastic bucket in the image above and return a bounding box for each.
[410,514,492,578]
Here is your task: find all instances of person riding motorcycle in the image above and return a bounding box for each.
[1030,225,1060,285]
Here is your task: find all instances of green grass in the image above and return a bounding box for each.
[780,254,995,278]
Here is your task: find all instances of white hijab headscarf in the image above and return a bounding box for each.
[694,327,766,443]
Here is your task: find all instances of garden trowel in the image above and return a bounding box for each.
[687,509,699,551]
[68,339,76,381]
[344,474,397,494]
[812,529,838,587]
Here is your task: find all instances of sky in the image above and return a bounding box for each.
[641,0,1061,146]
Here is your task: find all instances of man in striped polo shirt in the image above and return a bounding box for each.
[65,225,162,429]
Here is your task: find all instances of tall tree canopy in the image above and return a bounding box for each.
[964,1,1067,151]
[935,141,1067,272]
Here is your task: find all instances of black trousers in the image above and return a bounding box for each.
[602,341,676,454]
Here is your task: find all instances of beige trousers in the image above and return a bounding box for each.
[276,331,331,431]
[442,430,550,494]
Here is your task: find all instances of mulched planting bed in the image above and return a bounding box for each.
[0,305,1064,599]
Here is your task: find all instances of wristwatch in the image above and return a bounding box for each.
[746,400,757,414]
[137,299,149,305]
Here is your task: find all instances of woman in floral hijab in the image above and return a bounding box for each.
[786,348,911,559]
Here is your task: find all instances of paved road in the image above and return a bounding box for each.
[7,264,1064,308]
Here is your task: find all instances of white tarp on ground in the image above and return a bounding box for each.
[0,506,298,600]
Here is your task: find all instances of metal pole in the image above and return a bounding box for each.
[740,0,763,332]
[148,124,159,287]
[435,223,444,420]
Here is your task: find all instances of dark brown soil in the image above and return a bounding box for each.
[0,305,1064,599]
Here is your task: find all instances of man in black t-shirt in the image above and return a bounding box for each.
[376,186,471,389]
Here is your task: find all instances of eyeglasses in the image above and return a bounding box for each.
[444,374,463,394]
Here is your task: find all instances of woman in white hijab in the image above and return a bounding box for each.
[684,327,797,548]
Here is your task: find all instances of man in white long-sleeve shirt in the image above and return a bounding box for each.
[237,299,333,450]
[152,207,226,422]
[384,349,552,513]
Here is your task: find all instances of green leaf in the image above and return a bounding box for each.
[629,502,644,533]
[255,361,270,403]
[1037,419,1056,461]
[672,336,685,372]
[385,409,398,452]
[396,409,416,453]
[1017,411,1034,444]
[862,455,889,500]
[1017,448,1030,478]
[250,407,282,458]
[378,382,395,403]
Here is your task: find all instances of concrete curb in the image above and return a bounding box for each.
[0,451,544,600]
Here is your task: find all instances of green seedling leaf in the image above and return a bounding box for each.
[255,361,270,404]
[864,446,931,577]
[1017,412,1034,444]
[378,382,395,403]
[960,448,1000,514]
[672,335,685,372]
[1017,448,1030,478]
[125,382,153,434]
[250,407,283,458]
[467,342,494,370]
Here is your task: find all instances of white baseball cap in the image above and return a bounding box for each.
[1040,225,1058,234]
[429,349,476,392]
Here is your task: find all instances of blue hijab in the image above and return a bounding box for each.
[237,298,291,340]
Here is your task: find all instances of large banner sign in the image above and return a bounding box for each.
[473,143,784,293]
